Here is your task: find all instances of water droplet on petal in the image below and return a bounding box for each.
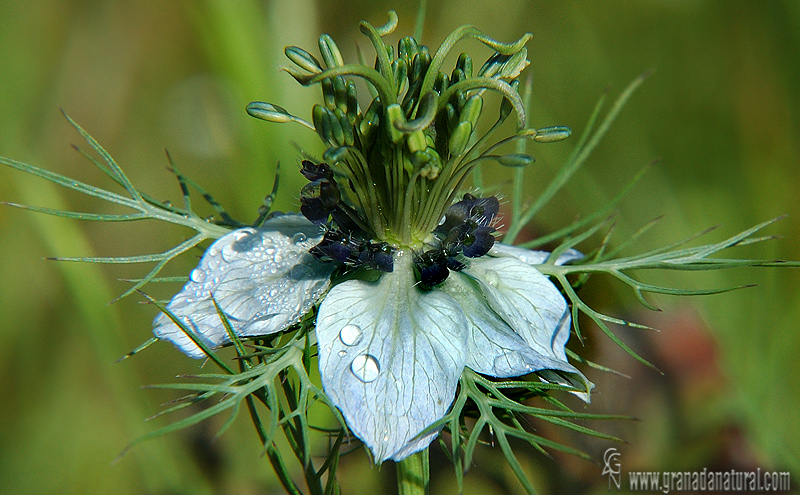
[483,269,500,287]
[351,354,380,382]
[337,350,347,357]
[189,268,207,283]
[339,324,363,346]
[292,232,308,244]
[234,228,255,241]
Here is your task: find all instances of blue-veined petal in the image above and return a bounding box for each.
[464,255,592,399]
[316,253,468,462]
[153,214,334,358]
[464,256,571,360]
[490,243,584,265]
[441,272,578,377]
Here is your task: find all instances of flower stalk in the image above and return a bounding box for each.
[396,450,430,495]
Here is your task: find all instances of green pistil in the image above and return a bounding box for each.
[252,12,573,250]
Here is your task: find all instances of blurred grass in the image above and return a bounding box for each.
[1,1,798,494]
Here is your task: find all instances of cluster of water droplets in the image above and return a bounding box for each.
[328,322,381,383]
[153,215,336,357]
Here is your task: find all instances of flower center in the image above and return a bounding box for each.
[248,14,572,275]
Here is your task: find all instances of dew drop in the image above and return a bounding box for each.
[483,269,500,287]
[351,354,380,382]
[234,228,255,241]
[337,350,347,357]
[189,268,207,283]
[292,232,308,244]
[339,324,363,346]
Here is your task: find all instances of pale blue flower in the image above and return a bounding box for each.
[153,216,588,461]
[154,18,591,463]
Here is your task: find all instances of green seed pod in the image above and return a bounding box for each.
[499,79,520,120]
[499,48,529,80]
[318,34,344,68]
[333,76,348,113]
[455,91,467,113]
[401,95,417,117]
[326,107,345,146]
[321,78,336,110]
[312,104,331,143]
[323,146,349,164]
[425,133,436,148]
[413,49,431,83]
[246,102,293,123]
[284,46,322,73]
[392,59,408,95]
[449,120,473,156]
[433,73,449,94]
[444,103,458,135]
[407,129,427,153]
[410,53,424,81]
[451,68,466,85]
[359,98,382,144]
[398,37,416,62]
[456,53,473,78]
[478,52,503,78]
[386,104,407,143]
[498,153,535,167]
[335,108,355,147]
[346,81,359,123]
[459,95,483,129]
[533,126,572,143]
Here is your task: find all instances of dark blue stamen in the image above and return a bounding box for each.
[436,193,499,234]
[359,242,394,272]
[461,225,495,258]
[300,160,334,181]
[413,250,450,288]
[309,229,361,265]
[300,178,341,223]
[413,193,498,287]
[309,227,395,273]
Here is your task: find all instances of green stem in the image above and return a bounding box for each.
[396,450,430,495]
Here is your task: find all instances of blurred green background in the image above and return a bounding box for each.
[1,1,798,494]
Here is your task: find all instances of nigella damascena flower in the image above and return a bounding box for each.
[154,14,590,462]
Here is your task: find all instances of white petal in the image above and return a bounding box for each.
[441,272,579,377]
[316,253,468,462]
[464,256,592,399]
[491,243,584,266]
[463,256,575,368]
[153,214,334,358]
